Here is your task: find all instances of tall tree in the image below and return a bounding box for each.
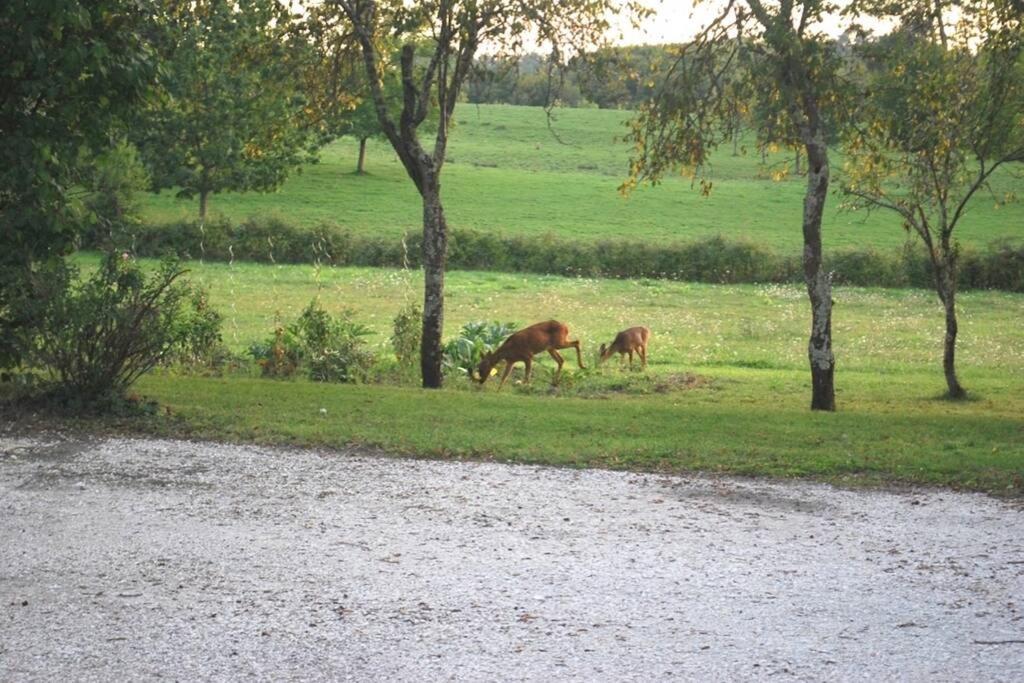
[0,0,158,369]
[842,1,1023,398]
[325,0,642,388]
[136,0,318,221]
[624,1,849,411]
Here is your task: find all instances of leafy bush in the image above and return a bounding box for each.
[390,302,422,369]
[10,253,220,406]
[172,289,229,369]
[250,300,374,382]
[442,320,518,377]
[296,302,374,383]
[248,324,301,378]
[80,141,150,247]
[100,218,1024,292]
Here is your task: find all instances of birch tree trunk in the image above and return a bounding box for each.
[803,135,836,411]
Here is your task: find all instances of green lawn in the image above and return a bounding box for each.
[139,104,1024,251]
[152,257,1024,377]
[139,371,1024,494]
[60,255,1020,494]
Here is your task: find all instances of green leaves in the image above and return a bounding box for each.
[0,0,158,265]
[134,0,318,217]
[442,320,518,377]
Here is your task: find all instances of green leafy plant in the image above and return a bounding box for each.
[442,321,518,378]
[296,302,374,383]
[172,289,229,370]
[11,253,219,407]
[390,302,422,369]
[248,324,301,378]
[250,300,375,383]
[81,140,150,246]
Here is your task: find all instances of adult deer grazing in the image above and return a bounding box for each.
[598,326,650,369]
[475,320,585,389]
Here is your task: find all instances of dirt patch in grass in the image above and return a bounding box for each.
[653,372,713,393]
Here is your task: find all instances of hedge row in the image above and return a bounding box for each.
[93,217,1024,292]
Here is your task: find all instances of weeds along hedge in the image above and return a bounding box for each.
[100,217,1024,291]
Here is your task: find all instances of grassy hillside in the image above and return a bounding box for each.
[139,104,1024,251]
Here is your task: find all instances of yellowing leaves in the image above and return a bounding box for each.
[243,142,264,159]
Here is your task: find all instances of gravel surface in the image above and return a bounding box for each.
[2,434,1023,681]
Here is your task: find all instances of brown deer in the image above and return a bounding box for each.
[475,320,585,389]
[598,326,650,369]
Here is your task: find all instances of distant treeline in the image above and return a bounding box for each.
[466,46,670,109]
[90,218,1024,292]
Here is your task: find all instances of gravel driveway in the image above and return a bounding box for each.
[2,434,1023,681]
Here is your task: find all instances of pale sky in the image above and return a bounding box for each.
[610,1,893,46]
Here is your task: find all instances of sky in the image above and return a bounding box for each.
[610,0,893,46]
[611,1,724,45]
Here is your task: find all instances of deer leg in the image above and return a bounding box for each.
[524,356,533,383]
[548,349,565,379]
[556,340,585,369]
[640,345,647,368]
[497,360,515,390]
[628,350,634,367]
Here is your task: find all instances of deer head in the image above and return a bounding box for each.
[475,352,496,383]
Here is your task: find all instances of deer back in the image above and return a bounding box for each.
[611,326,650,353]
[495,320,569,361]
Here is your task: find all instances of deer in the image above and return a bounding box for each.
[475,320,585,390]
[598,326,650,369]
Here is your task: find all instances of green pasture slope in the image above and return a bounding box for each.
[139,104,1024,251]
[121,257,1024,494]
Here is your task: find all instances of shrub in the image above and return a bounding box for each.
[829,247,905,288]
[80,141,150,248]
[442,320,518,378]
[110,218,1024,292]
[390,302,422,369]
[11,253,220,406]
[296,302,374,383]
[250,300,374,382]
[248,324,301,378]
[172,289,229,369]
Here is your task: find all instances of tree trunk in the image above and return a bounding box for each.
[198,189,209,221]
[794,148,802,175]
[356,137,367,174]
[420,177,447,389]
[942,293,965,399]
[934,262,966,399]
[803,138,836,411]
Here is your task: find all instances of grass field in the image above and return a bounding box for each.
[144,256,1023,376]
[61,254,1022,494]
[139,104,1024,251]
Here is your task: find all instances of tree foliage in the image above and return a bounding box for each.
[625,0,854,411]
[0,0,158,369]
[135,0,319,219]
[842,0,1024,398]
[0,0,156,262]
